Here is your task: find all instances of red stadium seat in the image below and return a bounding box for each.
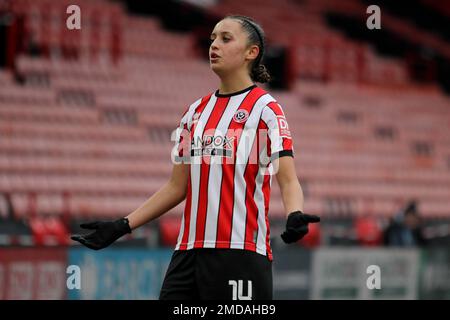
[159,218,181,247]
[354,216,383,246]
[29,216,69,246]
[299,222,321,248]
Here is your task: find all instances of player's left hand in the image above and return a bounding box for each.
[280,211,320,243]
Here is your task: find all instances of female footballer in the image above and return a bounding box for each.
[72,15,320,300]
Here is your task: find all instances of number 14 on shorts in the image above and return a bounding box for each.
[228,280,253,300]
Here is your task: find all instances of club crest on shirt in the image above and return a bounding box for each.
[233,109,249,123]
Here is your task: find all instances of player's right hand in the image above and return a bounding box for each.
[71,218,132,250]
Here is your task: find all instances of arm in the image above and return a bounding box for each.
[71,163,190,250]
[275,156,304,217]
[72,104,193,250]
[262,102,319,244]
[275,156,320,244]
[126,163,190,229]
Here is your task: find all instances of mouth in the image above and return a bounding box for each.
[210,53,220,61]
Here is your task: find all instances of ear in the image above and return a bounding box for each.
[245,44,260,61]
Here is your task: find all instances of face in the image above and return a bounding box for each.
[209,18,259,77]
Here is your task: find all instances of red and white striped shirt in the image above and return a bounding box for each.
[172,85,294,261]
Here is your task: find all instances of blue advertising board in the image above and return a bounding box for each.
[67,248,173,299]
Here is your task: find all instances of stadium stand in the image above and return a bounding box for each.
[0,0,449,247]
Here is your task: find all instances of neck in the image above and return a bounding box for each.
[218,71,254,95]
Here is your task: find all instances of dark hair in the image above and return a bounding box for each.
[404,200,418,216]
[225,15,271,83]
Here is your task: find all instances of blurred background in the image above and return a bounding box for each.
[0,0,449,300]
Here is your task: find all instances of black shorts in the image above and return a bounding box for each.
[159,248,272,300]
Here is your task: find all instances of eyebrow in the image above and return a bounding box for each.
[210,31,233,37]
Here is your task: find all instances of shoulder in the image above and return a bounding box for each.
[249,88,283,112]
[180,92,212,117]
[260,95,286,118]
[188,91,215,112]
[243,88,279,116]
[178,91,215,126]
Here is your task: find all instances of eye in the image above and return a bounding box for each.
[223,37,230,42]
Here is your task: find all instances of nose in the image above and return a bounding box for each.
[210,39,219,50]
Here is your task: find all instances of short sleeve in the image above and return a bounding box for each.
[260,101,294,161]
[171,97,205,164]
[171,107,192,164]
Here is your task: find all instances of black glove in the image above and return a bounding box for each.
[71,218,132,250]
[281,211,320,244]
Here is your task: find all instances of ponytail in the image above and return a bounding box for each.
[251,64,271,83]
